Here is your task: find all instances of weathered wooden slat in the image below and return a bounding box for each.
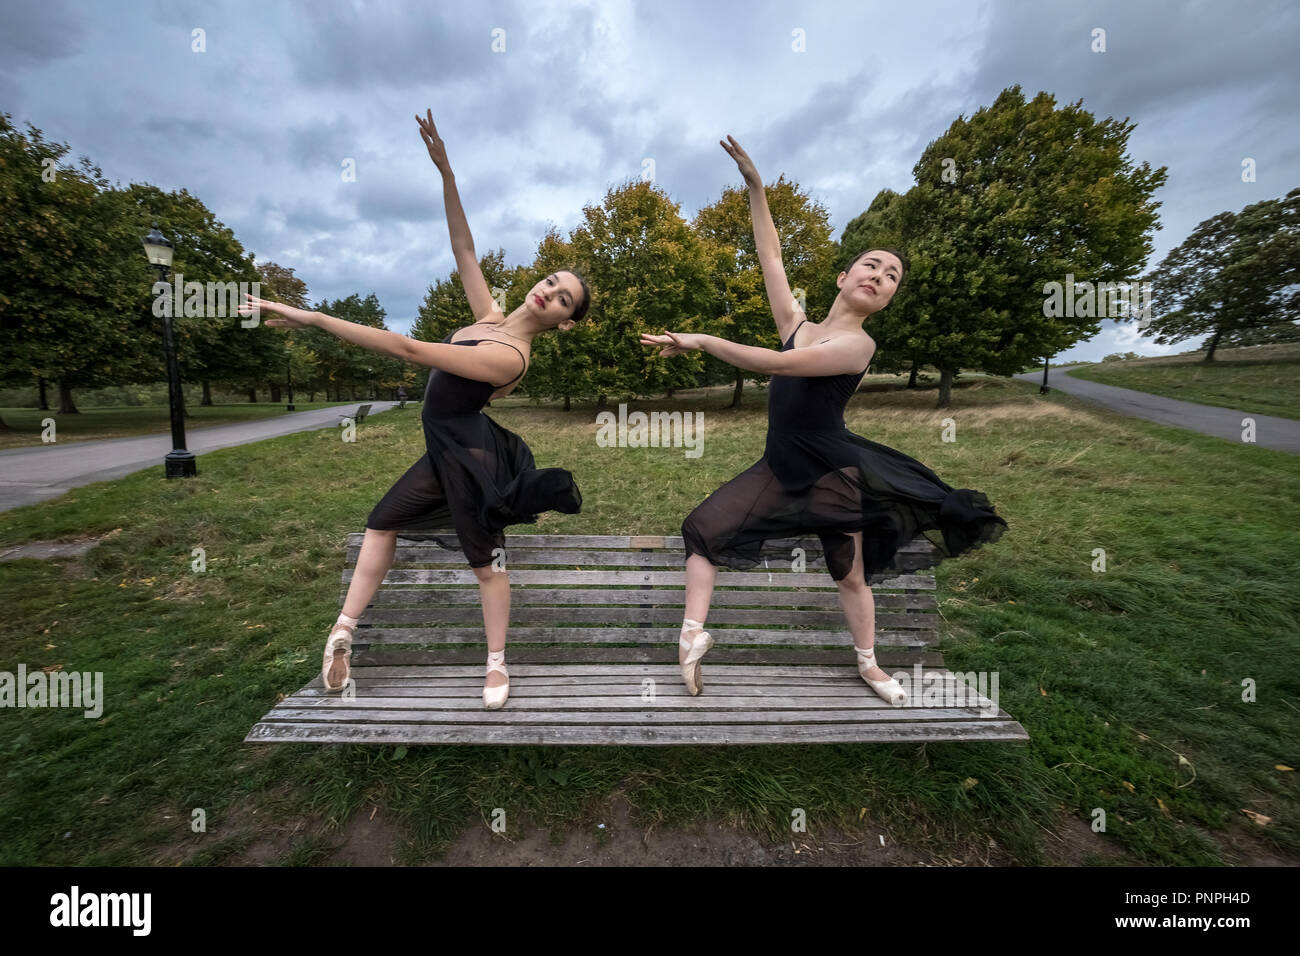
[262,706,1012,724]
[244,720,1030,744]
[344,532,940,554]
[358,606,934,628]
[345,547,943,571]
[342,569,937,589]
[276,691,995,710]
[352,588,938,610]
[290,679,994,700]
[349,647,945,667]
[320,663,958,679]
[354,626,937,646]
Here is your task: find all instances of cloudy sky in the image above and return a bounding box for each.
[3,0,1297,362]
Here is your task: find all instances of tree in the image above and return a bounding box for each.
[0,114,157,420]
[560,180,714,407]
[1142,187,1300,360]
[694,176,838,405]
[894,86,1167,406]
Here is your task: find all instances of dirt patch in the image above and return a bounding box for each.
[421,794,1011,867]
[1038,808,1129,865]
[0,527,122,565]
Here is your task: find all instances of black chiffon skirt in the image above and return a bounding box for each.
[682,425,1007,581]
[367,412,582,567]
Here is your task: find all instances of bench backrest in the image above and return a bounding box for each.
[343,533,943,666]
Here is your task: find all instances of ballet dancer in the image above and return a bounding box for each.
[641,135,1007,705]
[240,109,591,709]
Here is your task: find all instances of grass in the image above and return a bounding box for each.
[0,378,1296,866]
[0,401,358,450]
[1065,343,1300,421]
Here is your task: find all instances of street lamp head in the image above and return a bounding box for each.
[142,224,173,269]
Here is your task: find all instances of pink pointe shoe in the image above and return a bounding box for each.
[323,613,359,691]
[679,618,714,696]
[483,650,509,710]
[855,644,907,706]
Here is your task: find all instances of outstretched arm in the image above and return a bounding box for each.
[720,135,801,344]
[417,109,498,322]
[241,295,525,384]
[641,331,873,377]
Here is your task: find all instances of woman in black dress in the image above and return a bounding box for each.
[241,110,589,710]
[642,136,1007,705]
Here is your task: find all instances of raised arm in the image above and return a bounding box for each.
[417,109,498,322]
[720,135,801,343]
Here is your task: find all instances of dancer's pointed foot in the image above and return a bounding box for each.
[323,613,359,691]
[483,650,509,710]
[679,618,713,696]
[855,643,906,706]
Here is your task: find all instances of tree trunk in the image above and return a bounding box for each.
[201,379,213,406]
[1204,328,1223,362]
[564,394,571,411]
[0,415,8,430]
[308,391,316,402]
[730,369,744,408]
[667,387,675,398]
[38,376,49,410]
[58,379,79,414]
[247,388,257,402]
[907,359,919,388]
[270,383,282,402]
[597,395,607,409]
[936,368,954,408]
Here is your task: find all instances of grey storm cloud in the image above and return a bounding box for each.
[2,0,1297,361]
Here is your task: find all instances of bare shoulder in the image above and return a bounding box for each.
[799,323,875,357]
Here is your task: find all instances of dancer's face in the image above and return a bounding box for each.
[526,271,585,328]
[838,250,903,312]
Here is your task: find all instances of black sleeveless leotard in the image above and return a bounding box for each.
[681,319,1007,580]
[366,328,581,566]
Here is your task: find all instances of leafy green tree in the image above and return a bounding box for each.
[1142,187,1300,359]
[0,114,157,420]
[694,176,837,405]
[896,86,1167,406]
[563,180,713,407]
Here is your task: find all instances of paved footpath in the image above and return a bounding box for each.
[1012,365,1300,455]
[0,401,402,515]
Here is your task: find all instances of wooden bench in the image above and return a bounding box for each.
[336,403,372,426]
[246,534,1028,746]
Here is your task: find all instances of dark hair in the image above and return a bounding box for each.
[845,247,908,288]
[561,268,592,323]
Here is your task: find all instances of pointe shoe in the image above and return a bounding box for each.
[483,650,509,710]
[323,613,359,691]
[679,618,714,697]
[855,644,907,706]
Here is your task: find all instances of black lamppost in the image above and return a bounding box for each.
[141,225,197,478]
[1040,356,1051,394]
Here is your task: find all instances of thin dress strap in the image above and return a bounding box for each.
[786,318,809,348]
[471,339,528,387]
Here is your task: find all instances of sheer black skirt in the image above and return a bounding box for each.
[367,412,581,568]
[682,426,1007,582]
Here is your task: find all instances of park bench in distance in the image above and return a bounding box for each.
[246,534,1028,745]
[335,403,372,426]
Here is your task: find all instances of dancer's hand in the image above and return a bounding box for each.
[640,331,702,357]
[239,293,316,329]
[416,108,450,174]
[720,134,761,188]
